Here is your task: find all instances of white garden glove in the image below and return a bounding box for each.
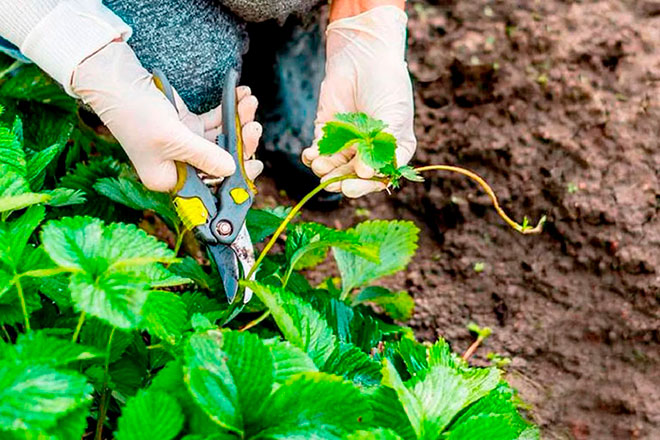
[301,6,416,198]
[72,41,263,192]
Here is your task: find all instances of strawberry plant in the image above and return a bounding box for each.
[0,57,539,439]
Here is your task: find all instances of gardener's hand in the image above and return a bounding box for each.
[72,41,263,192]
[301,5,416,198]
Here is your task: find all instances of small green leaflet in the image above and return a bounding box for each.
[380,165,424,189]
[41,216,183,329]
[319,113,397,169]
[334,220,419,296]
[115,389,185,440]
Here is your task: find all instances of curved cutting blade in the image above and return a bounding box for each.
[207,223,255,304]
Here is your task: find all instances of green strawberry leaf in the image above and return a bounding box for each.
[318,121,364,156]
[357,132,397,170]
[184,330,274,435]
[334,220,419,296]
[266,340,318,384]
[285,222,379,271]
[140,291,188,345]
[335,113,386,136]
[244,281,336,366]
[321,342,382,386]
[94,177,180,231]
[1,331,102,366]
[41,216,182,329]
[115,389,185,440]
[253,372,371,439]
[355,286,415,321]
[246,206,292,243]
[0,360,92,433]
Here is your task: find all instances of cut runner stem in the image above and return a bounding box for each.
[414,165,546,235]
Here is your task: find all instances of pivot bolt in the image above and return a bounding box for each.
[216,220,233,237]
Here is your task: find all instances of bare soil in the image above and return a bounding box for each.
[259,0,660,438]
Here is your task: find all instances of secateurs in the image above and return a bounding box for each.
[153,67,256,304]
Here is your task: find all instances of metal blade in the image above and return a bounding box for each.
[206,223,255,304]
[230,223,255,303]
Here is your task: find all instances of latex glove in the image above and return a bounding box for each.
[301,6,416,198]
[71,41,263,192]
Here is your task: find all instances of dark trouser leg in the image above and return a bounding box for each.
[242,13,341,207]
[104,0,248,113]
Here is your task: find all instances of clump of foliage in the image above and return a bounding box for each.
[0,56,539,439]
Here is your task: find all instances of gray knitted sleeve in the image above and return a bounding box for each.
[218,0,322,23]
[104,0,248,113]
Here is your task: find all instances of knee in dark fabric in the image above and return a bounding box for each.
[105,0,248,113]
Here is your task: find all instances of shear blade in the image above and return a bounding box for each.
[208,224,255,304]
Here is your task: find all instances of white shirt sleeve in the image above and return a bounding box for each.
[0,0,132,95]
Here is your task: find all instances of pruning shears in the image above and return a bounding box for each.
[152,67,256,304]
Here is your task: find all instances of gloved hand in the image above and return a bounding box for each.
[301,6,416,198]
[71,41,263,192]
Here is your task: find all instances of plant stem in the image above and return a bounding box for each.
[247,174,356,280]
[71,311,86,343]
[13,276,30,332]
[173,230,185,257]
[414,165,545,234]
[95,327,115,440]
[239,311,271,332]
[146,343,164,350]
[19,267,73,278]
[462,336,485,362]
[0,60,22,80]
[1,325,11,342]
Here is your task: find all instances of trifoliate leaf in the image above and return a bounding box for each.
[355,286,415,321]
[184,330,274,434]
[140,291,188,345]
[246,206,292,243]
[285,222,379,271]
[41,216,180,329]
[94,177,179,230]
[244,281,337,366]
[0,360,92,432]
[254,372,371,439]
[266,340,318,384]
[1,331,102,366]
[115,389,185,440]
[334,220,419,296]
